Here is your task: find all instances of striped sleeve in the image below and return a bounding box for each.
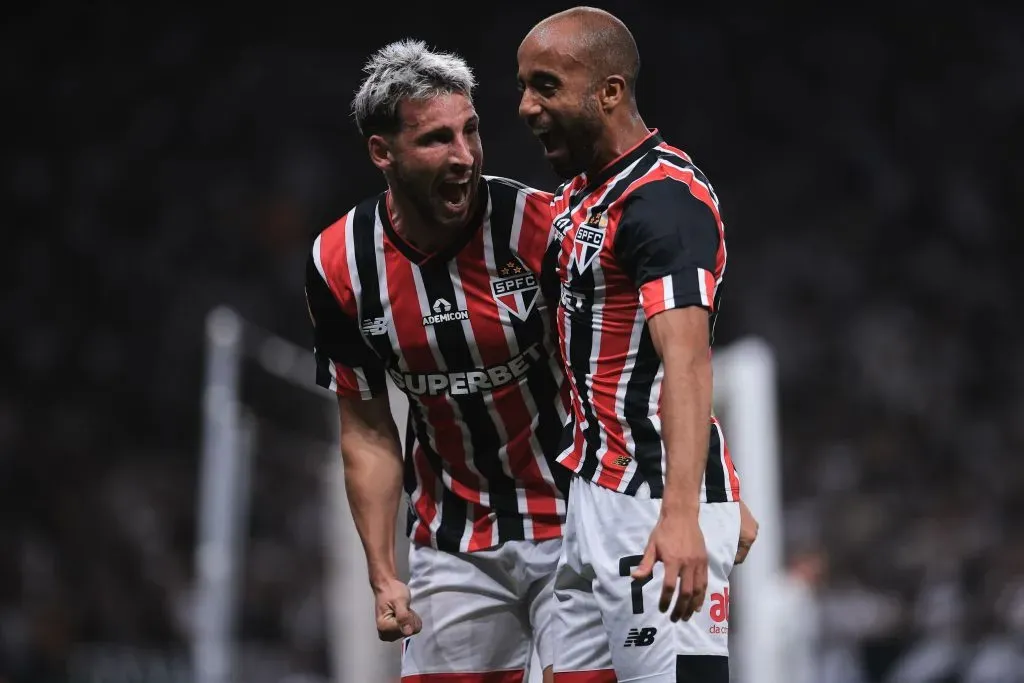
[305,241,386,400]
[613,177,724,320]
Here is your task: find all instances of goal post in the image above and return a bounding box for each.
[712,337,784,683]
[194,307,782,683]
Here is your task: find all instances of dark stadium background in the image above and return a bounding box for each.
[2,2,1021,682]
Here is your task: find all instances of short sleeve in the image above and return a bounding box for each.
[613,178,723,321]
[305,250,387,399]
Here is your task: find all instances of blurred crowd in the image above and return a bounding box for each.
[2,3,1021,682]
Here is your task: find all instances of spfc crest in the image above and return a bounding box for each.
[572,209,607,272]
[491,258,540,321]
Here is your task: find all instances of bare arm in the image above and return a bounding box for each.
[648,306,713,518]
[338,392,404,591]
[632,305,713,621]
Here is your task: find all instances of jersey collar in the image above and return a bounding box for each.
[582,129,662,193]
[379,178,489,267]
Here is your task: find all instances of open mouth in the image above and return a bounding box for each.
[438,180,471,210]
[535,130,563,158]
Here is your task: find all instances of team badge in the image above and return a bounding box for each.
[491,258,539,321]
[572,209,607,272]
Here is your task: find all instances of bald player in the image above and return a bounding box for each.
[517,8,758,682]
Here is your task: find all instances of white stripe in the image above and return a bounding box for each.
[610,305,647,493]
[312,234,328,283]
[325,360,339,393]
[697,267,710,307]
[712,418,732,502]
[369,205,443,544]
[488,186,565,526]
[570,157,645,485]
[353,367,370,398]
[662,274,676,310]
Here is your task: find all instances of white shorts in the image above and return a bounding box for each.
[401,537,561,680]
[554,478,741,683]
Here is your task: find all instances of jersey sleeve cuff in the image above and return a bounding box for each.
[315,357,382,400]
[638,267,717,319]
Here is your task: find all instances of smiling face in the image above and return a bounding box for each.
[370,92,483,233]
[517,27,605,179]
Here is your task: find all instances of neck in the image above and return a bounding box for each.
[387,190,470,255]
[586,111,650,178]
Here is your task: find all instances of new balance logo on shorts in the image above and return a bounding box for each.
[623,627,657,647]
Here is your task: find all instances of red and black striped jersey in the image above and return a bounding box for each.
[305,176,570,553]
[543,130,741,502]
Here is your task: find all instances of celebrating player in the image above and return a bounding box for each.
[517,8,756,682]
[305,40,568,682]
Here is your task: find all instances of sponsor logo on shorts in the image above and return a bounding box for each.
[709,587,729,635]
[387,342,543,396]
[623,627,657,647]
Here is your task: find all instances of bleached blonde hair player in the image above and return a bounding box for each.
[306,39,573,683]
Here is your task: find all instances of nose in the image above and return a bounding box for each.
[518,90,540,122]
[449,133,473,171]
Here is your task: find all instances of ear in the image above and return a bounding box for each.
[368,134,392,172]
[598,75,628,112]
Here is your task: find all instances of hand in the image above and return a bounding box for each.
[735,499,759,565]
[632,511,708,622]
[373,578,422,642]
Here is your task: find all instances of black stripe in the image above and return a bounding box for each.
[704,423,728,503]
[568,154,663,482]
[350,197,398,366]
[417,237,523,543]
[407,399,469,553]
[675,655,729,683]
[489,181,570,499]
[622,325,663,496]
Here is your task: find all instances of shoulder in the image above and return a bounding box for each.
[313,193,384,274]
[484,175,554,203]
[618,152,721,227]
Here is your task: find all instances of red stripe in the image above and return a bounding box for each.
[517,190,555,273]
[466,501,494,552]
[410,444,437,546]
[387,249,481,511]
[553,671,616,683]
[331,362,361,397]
[715,418,741,499]
[318,211,357,314]
[591,201,636,490]
[403,671,525,682]
[457,238,557,520]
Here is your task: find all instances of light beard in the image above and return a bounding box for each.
[389,172,478,252]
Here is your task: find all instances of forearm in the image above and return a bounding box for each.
[340,417,404,591]
[659,345,713,518]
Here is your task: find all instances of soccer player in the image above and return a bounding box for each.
[304,40,569,683]
[517,8,754,682]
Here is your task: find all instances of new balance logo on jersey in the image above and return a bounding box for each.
[422,298,469,326]
[491,259,539,321]
[623,627,657,647]
[360,317,388,336]
[387,342,543,396]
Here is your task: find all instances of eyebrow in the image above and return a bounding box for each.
[412,114,480,140]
